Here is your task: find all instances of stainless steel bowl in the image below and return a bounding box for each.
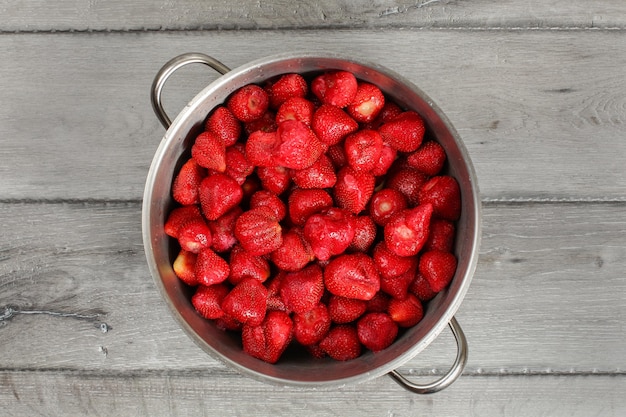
[143,52,481,393]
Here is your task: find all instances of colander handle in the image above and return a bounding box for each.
[388,316,468,394]
[150,53,231,129]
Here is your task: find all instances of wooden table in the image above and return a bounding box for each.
[2,1,625,415]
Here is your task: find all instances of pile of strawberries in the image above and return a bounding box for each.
[164,69,461,364]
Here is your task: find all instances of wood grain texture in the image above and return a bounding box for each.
[1,0,625,31]
[0,29,625,201]
[1,202,625,374]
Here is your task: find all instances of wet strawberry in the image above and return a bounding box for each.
[409,273,438,302]
[257,165,292,195]
[224,145,254,185]
[172,249,198,286]
[234,207,283,256]
[199,173,243,221]
[365,100,403,129]
[324,253,380,300]
[388,294,424,327]
[370,143,397,177]
[172,159,206,205]
[273,120,324,169]
[311,71,358,108]
[319,325,362,361]
[227,84,270,123]
[208,206,242,253]
[328,295,367,324]
[379,110,426,152]
[386,167,429,206]
[419,250,457,292]
[177,217,212,254]
[265,271,289,312]
[270,228,314,272]
[280,264,324,314]
[326,143,348,168]
[192,284,230,320]
[291,154,337,189]
[407,140,447,176]
[242,310,293,363]
[195,248,230,286]
[311,104,359,146]
[303,207,356,261]
[191,131,226,173]
[244,110,278,134]
[357,312,398,352]
[205,106,242,147]
[245,130,280,167]
[266,73,308,109]
[222,277,268,326]
[372,242,418,280]
[287,188,333,226]
[384,204,433,257]
[366,291,391,313]
[348,215,377,252]
[293,303,331,346]
[425,218,456,252]
[369,188,408,226]
[346,82,385,123]
[276,97,315,126]
[380,266,415,300]
[165,205,203,238]
[344,129,383,172]
[334,166,375,214]
[249,190,287,221]
[228,245,271,285]
[418,176,461,221]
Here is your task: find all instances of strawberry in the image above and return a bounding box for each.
[324,253,380,300]
[328,295,367,324]
[273,120,324,170]
[291,154,337,189]
[275,97,315,126]
[407,140,447,176]
[311,104,359,145]
[265,271,289,312]
[419,250,457,292]
[366,291,391,313]
[228,245,271,285]
[344,129,383,172]
[409,273,437,302]
[257,165,292,195]
[241,176,261,202]
[191,131,226,172]
[364,100,403,129]
[387,294,424,327]
[370,144,397,177]
[303,207,356,261]
[266,73,308,109]
[207,206,242,253]
[379,110,426,152]
[164,205,203,238]
[280,264,324,314]
[195,248,230,286]
[172,249,198,286]
[386,167,429,206]
[369,188,408,226]
[311,71,358,108]
[222,277,268,326]
[227,84,270,123]
[417,176,462,221]
[319,325,362,361]
[177,216,212,254]
[425,218,456,252]
[172,158,206,205]
[380,266,415,300]
[191,284,230,320]
[334,166,375,214]
[245,130,280,167]
[346,82,385,123]
[372,241,418,280]
[270,228,314,272]
[293,302,331,345]
[326,143,348,168]
[234,207,283,256]
[244,110,278,134]
[357,312,398,352]
[287,188,333,226]
[224,145,253,185]
[384,204,433,257]
[215,314,243,332]
[205,106,242,147]
[242,310,293,364]
[199,173,244,221]
[249,190,287,221]
[348,215,377,253]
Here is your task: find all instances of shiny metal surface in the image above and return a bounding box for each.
[143,52,482,391]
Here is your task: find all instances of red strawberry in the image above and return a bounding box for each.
[407,140,447,176]
[417,176,462,221]
[249,190,287,221]
[324,253,380,301]
[199,173,243,221]
[242,310,293,364]
[379,111,426,152]
[279,264,324,314]
[425,218,456,252]
[266,73,308,109]
[172,249,198,286]
[328,295,367,324]
[311,104,359,145]
[293,303,331,346]
[208,206,242,253]
[346,82,385,123]
[357,312,398,352]
[287,188,333,226]
[419,250,457,292]
[372,242,418,280]
[273,120,324,169]
[348,215,377,252]
[241,176,261,202]
[386,167,429,206]
[291,154,337,189]
[215,314,243,332]
[228,245,271,285]
[370,144,397,177]
[234,207,283,256]
[257,165,292,195]
[265,271,289,312]
[303,207,356,261]
[245,130,280,167]
[227,84,270,123]
[366,291,391,313]
[191,284,230,320]
[244,110,278,134]
[344,129,383,172]
[195,248,230,286]
[222,277,268,326]
[365,100,403,129]
[164,205,202,238]
[224,145,253,185]
[205,106,242,147]
[319,325,362,361]
[177,217,212,254]
[270,228,314,272]
[334,166,375,214]
[409,273,437,302]
[172,159,206,205]
[369,188,408,226]
[191,131,226,172]
[384,204,433,257]
[387,294,424,327]
[276,97,315,126]
[380,266,415,300]
[326,143,348,168]
[311,71,358,108]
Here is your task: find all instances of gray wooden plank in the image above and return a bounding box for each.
[1,0,625,31]
[0,29,625,201]
[1,202,625,373]
[1,370,625,417]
